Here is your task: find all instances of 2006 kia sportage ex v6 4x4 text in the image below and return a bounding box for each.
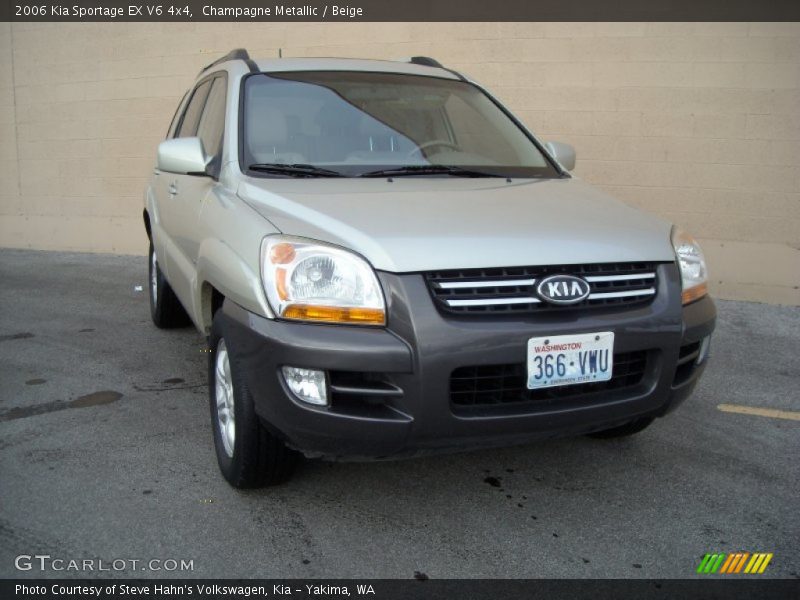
[144,49,716,487]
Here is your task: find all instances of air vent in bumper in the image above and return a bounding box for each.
[450,350,649,408]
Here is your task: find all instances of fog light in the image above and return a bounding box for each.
[697,336,711,364]
[281,366,328,406]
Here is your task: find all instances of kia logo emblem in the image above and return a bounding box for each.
[536,275,590,305]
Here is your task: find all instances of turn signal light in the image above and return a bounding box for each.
[269,242,296,265]
[282,304,386,325]
[682,282,708,305]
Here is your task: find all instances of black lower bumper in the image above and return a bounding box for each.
[220,264,716,459]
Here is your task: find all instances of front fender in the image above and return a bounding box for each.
[143,185,169,273]
[194,238,274,333]
[189,178,283,334]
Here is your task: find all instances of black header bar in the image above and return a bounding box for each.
[3,0,800,22]
[3,579,800,600]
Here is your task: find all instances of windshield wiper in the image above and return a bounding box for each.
[248,163,344,178]
[359,165,505,178]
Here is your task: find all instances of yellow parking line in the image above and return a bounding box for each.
[717,404,800,421]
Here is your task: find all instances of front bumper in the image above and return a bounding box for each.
[220,263,716,459]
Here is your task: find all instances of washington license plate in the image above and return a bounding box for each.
[526,332,615,390]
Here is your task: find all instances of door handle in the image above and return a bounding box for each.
[168,182,178,197]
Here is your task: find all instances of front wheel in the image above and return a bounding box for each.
[587,416,655,439]
[209,314,298,488]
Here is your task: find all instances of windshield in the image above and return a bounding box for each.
[241,71,560,178]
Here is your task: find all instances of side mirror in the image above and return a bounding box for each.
[544,141,576,172]
[157,137,210,175]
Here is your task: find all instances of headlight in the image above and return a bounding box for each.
[671,227,708,305]
[260,236,386,325]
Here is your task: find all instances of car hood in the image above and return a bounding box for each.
[237,176,675,272]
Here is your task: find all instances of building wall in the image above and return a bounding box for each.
[0,22,798,304]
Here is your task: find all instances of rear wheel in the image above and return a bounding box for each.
[587,416,655,439]
[208,313,298,488]
[148,242,191,328]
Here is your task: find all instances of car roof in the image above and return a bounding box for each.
[248,57,461,80]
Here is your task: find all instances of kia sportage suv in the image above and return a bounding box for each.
[144,49,716,487]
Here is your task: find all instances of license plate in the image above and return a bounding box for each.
[527,332,614,390]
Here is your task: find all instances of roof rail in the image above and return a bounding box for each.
[408,55,468,82]
[199,48,258,75]
[409,56,443,68]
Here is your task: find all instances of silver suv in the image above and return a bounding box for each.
[144,49,716,487]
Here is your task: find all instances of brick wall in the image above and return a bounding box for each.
[0,22,798,304]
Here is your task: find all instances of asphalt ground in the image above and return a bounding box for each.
[0,249,798,579]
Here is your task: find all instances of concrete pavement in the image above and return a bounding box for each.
[1,249,798,579]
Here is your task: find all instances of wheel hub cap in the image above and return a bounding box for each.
[150,249,158,302]
[214,339,235,458]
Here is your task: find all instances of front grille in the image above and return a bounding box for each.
[426,262,661,315]
[450,350,648,408]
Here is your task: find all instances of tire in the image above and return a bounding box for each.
[208,313,298,488]
[587,416,655,439]
[148,242,191,328]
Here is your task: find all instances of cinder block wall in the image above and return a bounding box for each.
[1,22,798,304]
